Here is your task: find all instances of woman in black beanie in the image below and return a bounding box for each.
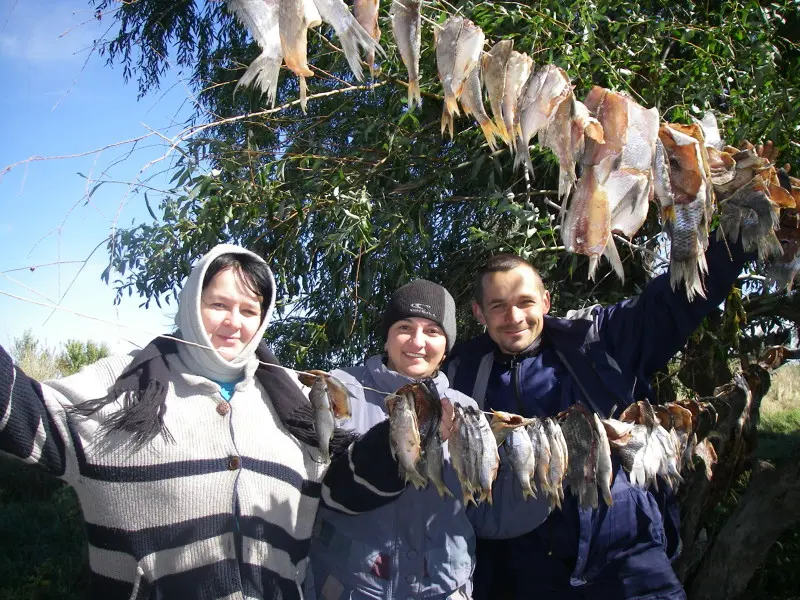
[307,280,552,600]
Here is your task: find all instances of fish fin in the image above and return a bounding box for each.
[325,379,352,419]
[436,482,455,498]
[235,53,283,108]
[478,119,500,151]
[603,236,625,282]
[297,372,319,387]
[405,467,428,490]
[407,79,422,110]
[299,76,309,113]
[669,253,708,301]
[441,108,454,140]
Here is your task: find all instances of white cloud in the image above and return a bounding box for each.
[0,0,102,63]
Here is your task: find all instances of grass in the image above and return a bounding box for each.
[744,363,800,599]
[0,457,88,600]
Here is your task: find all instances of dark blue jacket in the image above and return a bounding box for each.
[445,236,750,600]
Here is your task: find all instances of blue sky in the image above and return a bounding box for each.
[0,0,197,352]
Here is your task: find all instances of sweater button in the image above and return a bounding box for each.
[216,402,230,416]
[228,456,241,470]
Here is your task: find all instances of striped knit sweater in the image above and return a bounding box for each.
[0,348,349,600]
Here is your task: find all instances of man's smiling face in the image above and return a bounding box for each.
[472,265,551,355]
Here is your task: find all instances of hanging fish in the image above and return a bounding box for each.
[297,370,353,462]
[592,413,614,506]
[656,124,712,300]
[354,0,381,77]
[449,404,479,505]
[385,386,427,489]
[500,51,533,154]
[460,62,501,150]
[279,0,322,112]
[481,40,514,145]
[435,16,484,139]
[543,417,568,509]
[504,423,537,500]
[560,404,599,510]
[514,65,573,181]
[227,0,283,106]
[390,0,422,109]
[562,154,622,280]
[312,0,385,82]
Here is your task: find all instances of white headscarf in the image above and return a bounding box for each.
[174,244,276,382]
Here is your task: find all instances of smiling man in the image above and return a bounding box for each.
[445,235,755,600]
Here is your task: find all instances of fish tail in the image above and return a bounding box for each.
[435,481,455,498]
[492,119,510,146]
[603,237,625,282]
[558,169,575,203]
[441,109,454,140]
[299,77,309,113]
[478,119,500,151]
[407,78,422,110]
[338,24,376,82]
[405,467,428,490]
[444,95,461,118]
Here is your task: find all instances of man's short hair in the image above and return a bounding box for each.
[473,253,544,305]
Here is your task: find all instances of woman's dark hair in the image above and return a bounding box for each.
[203,253,273,323]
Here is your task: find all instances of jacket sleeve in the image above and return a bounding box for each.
[320,419,406,515]
[595,234,752,379]
[0,345,75,479]
[465,445,552,539]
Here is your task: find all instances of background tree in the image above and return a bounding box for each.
[56,340,111,377]
[92,0,800,372]
[10,330,60,381]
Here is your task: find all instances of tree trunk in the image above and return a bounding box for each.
[687,453,800,600]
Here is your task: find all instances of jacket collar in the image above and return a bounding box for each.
[364,354,452,396]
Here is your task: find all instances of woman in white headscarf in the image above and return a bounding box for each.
[0,244,377,600]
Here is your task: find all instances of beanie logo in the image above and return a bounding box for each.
[409,302,436,317]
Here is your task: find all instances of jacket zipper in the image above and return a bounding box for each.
[510,357,525,416]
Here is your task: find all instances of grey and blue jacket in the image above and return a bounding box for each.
[308,355,552,600]
[446,235,751,600]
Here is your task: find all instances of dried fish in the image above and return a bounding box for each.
[298,370,352,462]
[435,16,484,139]
[309,378,336,462]
[515,65,572,179]
[657,124,712,300]
[505,422,537,500]
[560,405,599,510]
[279,0,322,112]
[385,387,427,489]
[469,406,500,504]
[593,413,614,506]
[390,0,422,109]
[312,0,385,82]
[543,418,567,508]
[449,404,478,505]
[460,63,500,150]
[482,40,514,145]
[354,0,381,77]
[227,0,283,106]
[500,51,533,153]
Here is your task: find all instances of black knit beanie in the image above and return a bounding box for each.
[381,279,457,351]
